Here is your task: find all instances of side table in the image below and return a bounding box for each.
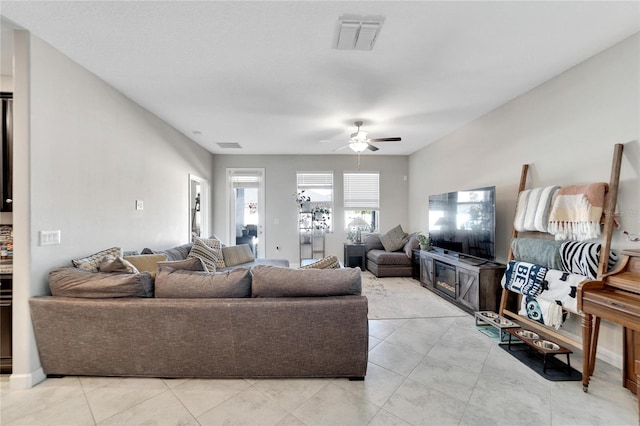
[344,243,366,270]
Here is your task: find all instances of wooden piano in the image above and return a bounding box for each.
[578,249,640,397]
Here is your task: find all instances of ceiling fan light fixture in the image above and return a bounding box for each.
[349,141,368,152]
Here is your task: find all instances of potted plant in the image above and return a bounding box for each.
[416,232,430,250]
[293,190,311,212]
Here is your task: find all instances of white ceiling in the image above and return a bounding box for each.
[1,1,639,156]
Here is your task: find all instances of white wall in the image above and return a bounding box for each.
[210,155,409,265]
[12,33,214,388]
[409,33,640,367]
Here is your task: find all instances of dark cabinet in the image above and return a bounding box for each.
[1,93,12,212]
[344,243,366,270]
[0,274,11,373]
[419,250,505,314]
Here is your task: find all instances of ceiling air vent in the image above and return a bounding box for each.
[217,142,242,149]
[334,16,384,51]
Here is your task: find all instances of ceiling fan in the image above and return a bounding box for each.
[334,121,402,153]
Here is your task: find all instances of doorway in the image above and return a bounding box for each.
[226,168,265,258]
[189,174,208,241]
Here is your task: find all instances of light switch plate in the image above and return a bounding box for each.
[136,200,144,210]
[40,230,61,246]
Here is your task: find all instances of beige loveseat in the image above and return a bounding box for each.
[29,265,369,380]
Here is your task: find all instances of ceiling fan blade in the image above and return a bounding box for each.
[368,137,402,142]
[366,143,379,152]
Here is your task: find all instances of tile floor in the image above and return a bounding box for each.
[1,278,638,425]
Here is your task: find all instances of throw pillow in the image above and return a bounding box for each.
[123,254,168,278]
[221,244,255,267]
[72,247,123,272]
[141,243,194,261]
[49,267,153,298]
[99,255,140,274]
[251,265,361,298]
[155,266,251,298]
[299,255,341,269]
[363,233,384,252]
[403,233,419,257]
[157,257,205,271]
[187,238,225,272]
[379,225,408,252]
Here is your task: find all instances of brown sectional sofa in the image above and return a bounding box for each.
[30,264,369,380]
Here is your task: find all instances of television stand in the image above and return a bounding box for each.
[419,250,506,314]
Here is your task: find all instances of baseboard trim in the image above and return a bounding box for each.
[9,368,46,389]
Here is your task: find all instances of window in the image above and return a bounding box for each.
[297,172,333,232]
[344,172,379,232]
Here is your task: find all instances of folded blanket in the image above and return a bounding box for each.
[520,296,564,329]
[514,186,560,232]
[560,241,619,280]
[547,183,607,241]
[501,260,547,297]
[511,238,563,270]
[538,269,587,314]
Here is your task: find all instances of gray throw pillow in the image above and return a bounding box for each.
[99,255,140,274]
[221,244,255,267]
[251,265,361,298]
[379,225,408,252]
[154,266,251,298]
[157,257,205,272]
[403,233,419,257]
[71,247,123,272]
[363,233,384,252]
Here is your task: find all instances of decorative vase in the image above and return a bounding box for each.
[420,244,429,250]
[301,201,311,213]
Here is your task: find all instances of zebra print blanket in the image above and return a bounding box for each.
[560,241,619,280]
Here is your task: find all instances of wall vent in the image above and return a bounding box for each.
[334,16,385,51]
[217,142,242,149]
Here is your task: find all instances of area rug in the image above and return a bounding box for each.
[361,271,467,320]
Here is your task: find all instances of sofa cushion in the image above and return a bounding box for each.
[364,233,384,252]
[366,249,411,266]
[141,243,194,261]
[72,247,123,272]
[251,265,361,298]
[99,255,139,274]
[379,225,409,252]
[49,267,153,298]
[222,244,255,267]
[403,233,419,257]
[299,255,341,269]
[154,266,251,298]
[124,254,168,278]
[157,257,205,272]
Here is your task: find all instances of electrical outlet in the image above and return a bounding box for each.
[40,230,61,246]
[136,200,144,210]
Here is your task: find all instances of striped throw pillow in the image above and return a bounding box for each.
[188,238,224,272]
[72,247,123,272]
[299,255,341,269]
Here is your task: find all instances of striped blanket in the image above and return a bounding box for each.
[513,186,560,232]
[547,183,608,241]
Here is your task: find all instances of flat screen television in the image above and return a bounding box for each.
[428,186,496,261]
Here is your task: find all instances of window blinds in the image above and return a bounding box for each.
[344,172,379,209]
